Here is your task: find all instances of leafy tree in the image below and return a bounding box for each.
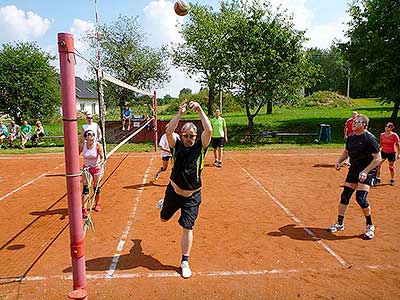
[306,46,348,95]
[85,16,170,108]
[220,0,317,128]
[179,88,192,98]
[172,4,231,115]
[0,42,60,123]
[343,0,400,119]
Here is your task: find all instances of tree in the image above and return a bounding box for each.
[179,88,192,98]
[0,42,60,123]
[343,0,400,119]
[85,16,170,108]
[172,4,231,115]
[221,0,316,128]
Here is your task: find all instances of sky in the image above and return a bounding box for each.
[0,0,351,98]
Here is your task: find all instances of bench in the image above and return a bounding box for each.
[241,131,320,144]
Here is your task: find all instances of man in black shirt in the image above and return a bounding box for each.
[328,114,381,239]
[158,100,212,278]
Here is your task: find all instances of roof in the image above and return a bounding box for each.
[75,77,98,100]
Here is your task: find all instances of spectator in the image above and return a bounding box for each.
[0,120,8,149]
[121,102,132,131]
[20,120,32,149]
[344,111,358,140]
[8,120,20,148]
[80,113,101,142]
[210,109,228,167]
[31,120,46,145]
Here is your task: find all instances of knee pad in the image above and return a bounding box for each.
[389,166,396,172]
[340,186,354,205]
[93,186,101,195]
[82,185,89,195]
[356,190,369,208]
[160,166,166,171]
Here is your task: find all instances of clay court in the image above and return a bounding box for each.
[0,149,399,300]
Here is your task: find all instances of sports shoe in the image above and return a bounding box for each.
[217,161,222,168]
[82,208,89,218]
[155,199,164,210]
[364,224,375,240]
[94,203,101,212]
[181,261,192,279]
[375,177,381,184]
[390,179,395,186]
[213,160,219,167]
[327,222,345,233]
[154,171,160,180]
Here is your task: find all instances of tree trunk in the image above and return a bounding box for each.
[207,86,214,116]
[391,101,399,120]
[267,99,273,114]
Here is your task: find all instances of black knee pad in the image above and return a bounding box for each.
[356,190,369,208]
[340,186,354,205]
[93,186,101,195]
[82,185,89,195]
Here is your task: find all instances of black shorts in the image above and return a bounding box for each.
[381,151,396,162]
[162,156,172,161]
[345,167,377,186]
[211,137,225,149]
[160,183,201,230]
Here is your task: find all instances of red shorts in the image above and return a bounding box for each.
[83,165,103,176]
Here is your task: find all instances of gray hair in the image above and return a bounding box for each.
[181,122,197,133]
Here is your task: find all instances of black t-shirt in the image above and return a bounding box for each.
[170,139,207,190]
[346,131,380,170]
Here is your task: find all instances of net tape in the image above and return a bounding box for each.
[100,70,153,97]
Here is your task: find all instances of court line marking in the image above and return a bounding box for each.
[105,155,155,279]
[0,154,152,160]
[0,163,65,202]
[230,157,351,268]
[1,264,397,283]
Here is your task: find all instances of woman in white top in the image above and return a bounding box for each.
[79,129,104,218]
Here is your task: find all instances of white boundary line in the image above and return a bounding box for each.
[105,155,155,279]
[230,157,351,268]
[1,264,398,283]
[0,163,65,202]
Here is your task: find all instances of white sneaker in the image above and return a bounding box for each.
[327,222,345,233]
[181,261,192,278]
[155,199,164,210]
[364,224,375,240]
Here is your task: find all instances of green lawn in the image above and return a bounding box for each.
[0,98,394,155]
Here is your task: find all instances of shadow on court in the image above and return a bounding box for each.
[124,181,167,189]
[63,239,178,273]
[267,224,363,241]
[30,208,68,220]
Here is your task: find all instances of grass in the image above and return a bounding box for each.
[0,98,394,155]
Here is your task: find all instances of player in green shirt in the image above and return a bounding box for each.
[210,109,228,167]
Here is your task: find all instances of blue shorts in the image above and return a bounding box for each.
[345,167,377,186]
[160,183,201,230]
[381,151,396,162]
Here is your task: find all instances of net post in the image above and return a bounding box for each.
[153,90,158,152]
[58,32,88,300]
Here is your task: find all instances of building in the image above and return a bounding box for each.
[74,77,99,115]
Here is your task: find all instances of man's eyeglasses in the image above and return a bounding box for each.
[182,133,197,138]
[354,120,365,124]
[86,117,93,120]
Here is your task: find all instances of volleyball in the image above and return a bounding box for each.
[174,0,190,16]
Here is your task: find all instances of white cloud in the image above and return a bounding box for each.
[143,0,185,47]
[0,5,50,43]
[305,18,349,49]
[70,19,95,79]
